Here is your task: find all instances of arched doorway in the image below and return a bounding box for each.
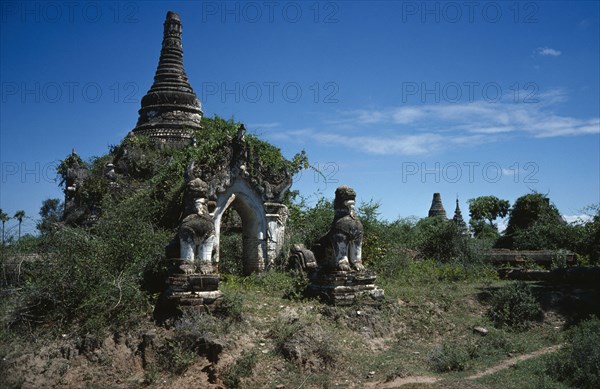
[212,178,268,275]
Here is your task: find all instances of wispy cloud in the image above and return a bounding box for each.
[563,214,593,225]
[536,47,562,57]
[248,122,280,129]
[281,89,599,156]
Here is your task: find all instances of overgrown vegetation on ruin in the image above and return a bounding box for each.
[1,116,599,388]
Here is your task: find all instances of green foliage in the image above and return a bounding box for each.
[468,196,510,238]
[286,195,334,250]
[510,222,575,251]
[239,270,308,300]
[219,233,244,275]
[220,286,245,322]
[412,216,472,263]
[245,134,308,176]
[488,282,543,330]
[356,200,401,265]
[469,219,501,240]
[57,151,85,186]
[158,339,197,374]
[547,316,600,389]
[506,193,562,233]
[499,193,564,249]
[428,341,474,372]
[567,205,600,265]
[173,309,227,340]
[222,350,258,388]
[376,258,497,287]
[37,198,62,236]
[269,316,339,369]
[8,193,171,337]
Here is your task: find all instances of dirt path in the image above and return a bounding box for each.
[367,344,562,388]
[466,344,562,380]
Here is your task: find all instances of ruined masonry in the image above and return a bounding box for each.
[131,11,203,148]
[129,12,291,311]
[291,186,384,305]
[428,192,447,218]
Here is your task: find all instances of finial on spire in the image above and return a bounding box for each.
[131,11,203,147]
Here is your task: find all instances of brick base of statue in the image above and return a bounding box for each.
[155,259,223,321]
[166,273,223,307]
[307,270,384,305]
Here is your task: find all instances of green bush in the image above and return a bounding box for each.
[547,316,600,389]
[269,317,339,370]
[412,216,472,263]
[220,286,245,322]
[428,341,473,372]
[5,191,171,337]
[157,339,197,374]
[237,270,308,300]
[488,282,543,330]
[286,196,333,251]
[222,350,258,388]
[219,233,244,275]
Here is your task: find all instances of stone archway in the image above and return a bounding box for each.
[212,177,270,275]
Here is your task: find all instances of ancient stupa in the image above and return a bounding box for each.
[131,11,203,147]
[428,192,447,218]
[452,198,468,232]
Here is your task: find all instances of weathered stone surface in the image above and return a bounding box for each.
[307,268,384,305]
[486,249,575,269]
[428,192,447,218]
[293,186,384,305]
[167,274,220,292]
[312,185,365,272]
[131,11,203,147]
[289,244,317,270]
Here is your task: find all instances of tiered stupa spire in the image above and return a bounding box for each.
[428,192,447,218]
[452,198,468,232]
[131,11,202,147]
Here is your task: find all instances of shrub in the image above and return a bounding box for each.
[157,339,196,374]
[6,192,171,337]
[270,317,339,370]
[243,270,308,300]
[412,216,472,263]
[428,341,473,372]
[219,286,245,322]
[488,282,543,330]
[222,350,258,388]
[219,233,244,275]
[547,316,600,389]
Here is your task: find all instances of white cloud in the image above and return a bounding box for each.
[276,89,599,156]
[536,47,562,57]
[563,214,593,225]
[248,122,280,129]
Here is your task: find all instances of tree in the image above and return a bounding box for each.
[13,210,26,240]
[412,216,470,263]
[0,209,9,246]
[37,198,62,235]
[498,193,565,250]
[467,196,510,238]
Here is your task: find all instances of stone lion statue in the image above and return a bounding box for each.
[313,185,365,272]
[178,178,216,274]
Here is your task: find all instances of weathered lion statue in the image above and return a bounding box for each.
[178,177,216,274]
[299,185,364,272]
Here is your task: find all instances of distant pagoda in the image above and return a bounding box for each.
[428,192,447,218]
[131,11,202,147]
[452,198,468,232]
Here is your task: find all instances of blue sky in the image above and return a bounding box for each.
[1,0,599,236]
